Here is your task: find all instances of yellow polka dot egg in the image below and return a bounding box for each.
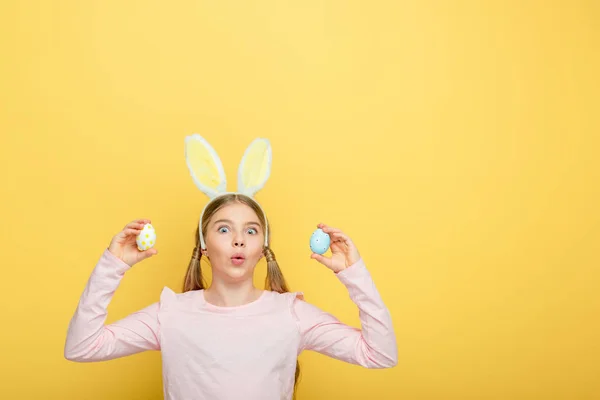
[136,223,157,251]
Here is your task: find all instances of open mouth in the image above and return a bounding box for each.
[231,254,246,264]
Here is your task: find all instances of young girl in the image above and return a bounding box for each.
[64,136,397,400]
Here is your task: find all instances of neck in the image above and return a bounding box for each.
[204,278,262,307]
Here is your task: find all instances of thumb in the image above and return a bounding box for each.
[310,253,331,269]
[139,248,158,261]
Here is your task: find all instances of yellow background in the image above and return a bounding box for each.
[1,1,599,399]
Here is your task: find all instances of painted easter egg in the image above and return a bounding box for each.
[310,228,330,255]
[136,223,157,251]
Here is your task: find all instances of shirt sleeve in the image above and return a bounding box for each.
[292,258,398,368]
[64,249,161,362]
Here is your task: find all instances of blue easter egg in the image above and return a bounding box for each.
[310,228,330,255]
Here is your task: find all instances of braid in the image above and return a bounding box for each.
[264,246,276,262]
[263,246,289,293]
[192,245,202,260]
[183,245,205,292]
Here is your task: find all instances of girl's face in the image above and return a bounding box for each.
[203,202,265,283]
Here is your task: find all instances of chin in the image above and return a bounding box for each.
[218,265,253,282]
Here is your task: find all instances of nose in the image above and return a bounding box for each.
[233,236,245,248]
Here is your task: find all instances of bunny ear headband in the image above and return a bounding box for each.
[184,134,272,250]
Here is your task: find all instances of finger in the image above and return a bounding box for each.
[123,228,142,237]
[125,222,145,230]
[331,232,350,242]
[319,224,342,234]
[310,253,332,268]
[127,219,150,226]
[331,233,357,250]
[139,248,158,260]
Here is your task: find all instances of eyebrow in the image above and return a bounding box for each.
[212,219,261,227]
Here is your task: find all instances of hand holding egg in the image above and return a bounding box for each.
[108,219,158,267]
[310,223,360,273]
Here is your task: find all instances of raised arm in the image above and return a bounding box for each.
[293,257,398,368]
[294,223,397,368]
[64,219,160,362]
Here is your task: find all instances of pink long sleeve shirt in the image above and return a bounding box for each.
[64,249,397,400]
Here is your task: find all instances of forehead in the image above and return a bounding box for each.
[211,202,260,223]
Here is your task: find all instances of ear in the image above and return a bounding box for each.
[237,138,272,197]
[185,134,227,199]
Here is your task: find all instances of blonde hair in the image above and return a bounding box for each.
[182,193,301,396]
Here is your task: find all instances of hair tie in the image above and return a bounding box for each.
[264,247,276,262]
[192,246,202,260]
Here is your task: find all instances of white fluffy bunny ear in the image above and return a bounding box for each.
[237,138,272,197]
[185,134,227,199]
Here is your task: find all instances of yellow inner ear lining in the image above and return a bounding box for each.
[241,141,269,188]
[188,141,223,189]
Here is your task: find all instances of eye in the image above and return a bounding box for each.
[218,226,230,233]
[247,228,258,235]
